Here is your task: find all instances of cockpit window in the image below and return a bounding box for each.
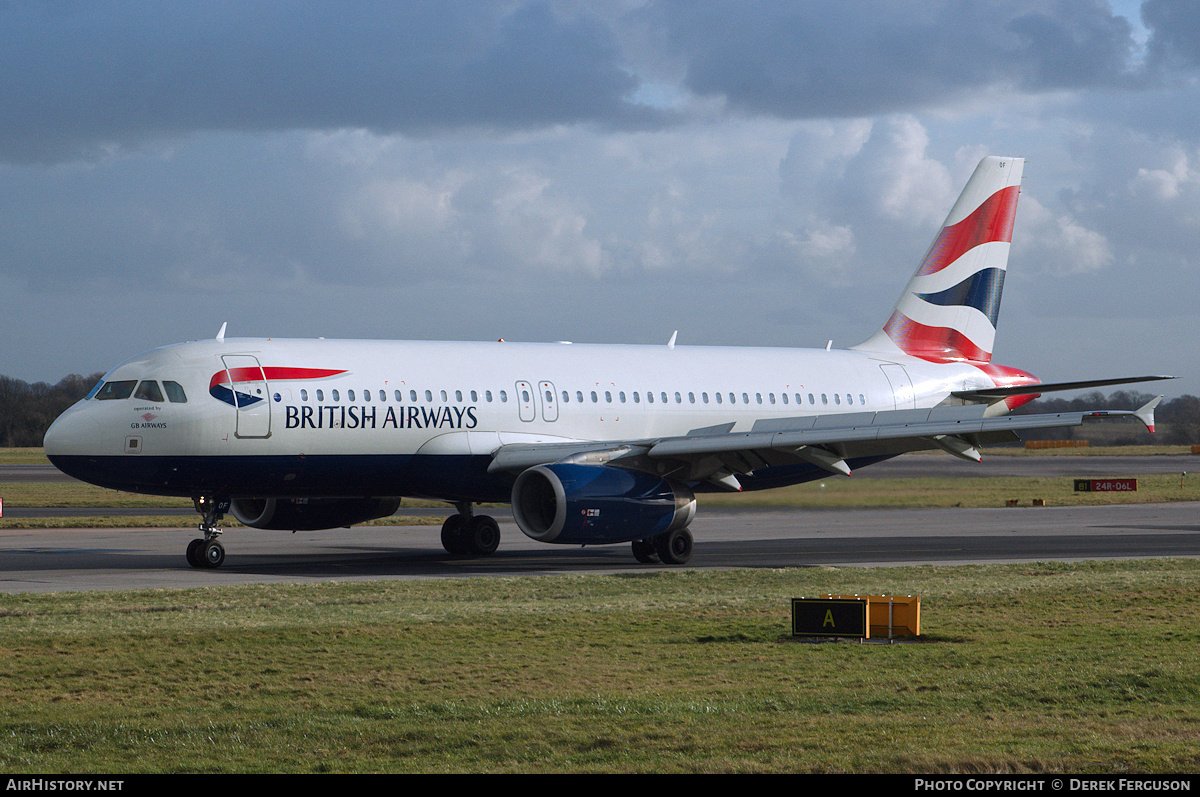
[134,381,165,403]
[93,380,137,400]
[163,381,188,403]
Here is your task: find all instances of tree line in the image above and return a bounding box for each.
[0,373,104,447]
[1,372,1197,448]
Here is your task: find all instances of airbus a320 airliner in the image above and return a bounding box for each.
[44,157,1170,568]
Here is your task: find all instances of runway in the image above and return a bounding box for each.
[3,502,1198,594]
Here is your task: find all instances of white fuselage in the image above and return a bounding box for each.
[44,335,1022,501]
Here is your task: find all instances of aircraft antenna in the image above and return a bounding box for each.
[667,331,678,349]
[216,322,227,343]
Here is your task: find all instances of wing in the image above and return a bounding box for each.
[953,375,1175,402]
[487,397,1164,491]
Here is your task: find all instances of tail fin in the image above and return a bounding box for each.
[853,156,1023,363]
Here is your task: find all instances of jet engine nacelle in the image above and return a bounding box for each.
[511,463,696,545]
[230,497,402,531]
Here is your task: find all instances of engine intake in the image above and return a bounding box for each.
[231,497,401,531]
[511,463,695,545]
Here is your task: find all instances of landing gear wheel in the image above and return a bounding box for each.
[186,538,205,568]
[202,540,226,568]
[464,515,501,556]
[654,527,693,565]
[631,538,659,564]
[440,514,471,555]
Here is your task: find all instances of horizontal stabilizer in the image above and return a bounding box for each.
[954,375,1175,402]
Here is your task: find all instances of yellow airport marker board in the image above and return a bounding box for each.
[791,595,921,639]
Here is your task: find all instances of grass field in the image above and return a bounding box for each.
[1,560,1198,773]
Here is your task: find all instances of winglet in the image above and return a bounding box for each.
[1135,396,1163,433]
[216,322,227,343]
[1086,396,1163,433]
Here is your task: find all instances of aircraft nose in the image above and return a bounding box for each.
[43,404,101,462]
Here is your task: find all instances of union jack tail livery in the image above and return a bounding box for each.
[855,156,1023,364]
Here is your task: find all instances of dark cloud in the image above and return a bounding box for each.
[1005,3,1136,89]
[4,0,1193,164]
[1143,0,1200,71]
[654,0,1143,117]
[0,1,653,162]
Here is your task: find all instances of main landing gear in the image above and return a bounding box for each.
[187,495,230,569]
[631,527,694,565]
[441,502,501,557]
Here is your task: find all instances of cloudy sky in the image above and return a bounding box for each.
[2,0,1198,399]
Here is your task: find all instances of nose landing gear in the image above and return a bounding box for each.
[187,496,230,568]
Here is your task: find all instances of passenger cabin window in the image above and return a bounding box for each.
[94,380,137,400]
